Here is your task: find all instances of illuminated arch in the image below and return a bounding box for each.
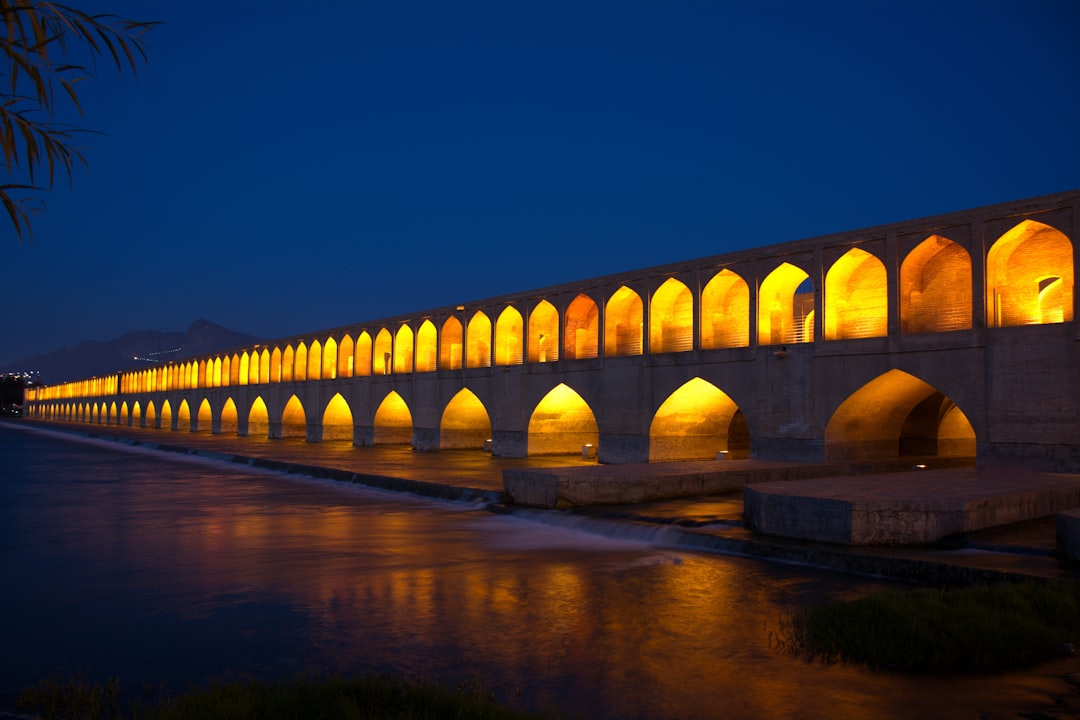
[198,360,208,388]
[282,345,295,382]
[220,398,238,435]
[650,277,694,353]
[229,353,240,385]
[467,311,492,368]
[160,399,172,429]
[900,235,972,334]
[196,398,212,432]
[177,399,191,429]
[987,220,1074,326]
[259,348,270,383]
[338,334,355,378]
[213,357,223,387]
[307,340,322,381]
[649,378,747,461]
[394,324,414,374]
[247,350,259,385]
[373,328,393,375]
[322,337,337,379]
[440,388,491,449]
[120,401,129,425]
[528,300,560,363]
[825,248,887,340]
[132,401,142,426]
[564,293,599,360]
[248,396,269,437]
[825,369,975,461]
[281,394,307,438]
[355,331,373,376]
[109,402,117,424]
[322,393,354,441]
[528,383,599,455]
[145,400,157,428]
[495,306,524,366]
[416,320,437,372]
[295,341,309,381]
[270,347,282,382]
[759,262,814,345]
[440,316,464,370]
[239,352,250,385]
[374,391,413,445]
[604,286,643,356]
[701,269,749,349]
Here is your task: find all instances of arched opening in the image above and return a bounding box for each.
[987,220,1074,326]
[338,335,355,378]
[198,360,209,388]
[120,401,129,426]
[650,377,747,461]
[282,346,295,382]
[825,369,976,461]
[248,396,269,437]
[322,393,354,441]
[900,235,972,334]
[650,277,694,353]
[495,306,524,366]
[322,337,338,379]
[160,399,172,429]
[440,388,491,449]
[374,391,413,445]
[307,340,322,381]
[212,357,222,387]
[700,269,749,349]
[759,262,814,345]
[220,398,238,435]
[467,311,491,368]
[229,354,240,385]
[604,286,643,356]
[563,293,599,360]
[177,399,190,430]
[295,341,309,381]
[281,395,307,438]
[271,347,282,383]
[132,401,142,426]
[440,316,464,370]
[394,325,414,374]
[355,331,372,377]
[239,352,250,385]
[825,248,887,340]
[528,300,560,363]
[196,398,212,433]
[527,383,599,456]
[416,321,437,372]
[373,328,393,376]
[145,401,157,428]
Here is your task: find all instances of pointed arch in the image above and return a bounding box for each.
[650,277,694,353]
[196,398,212,432]
[307,339,322,381]
[649,378,747,461]
[295,341,309,381]
[825,369,975,461]
[213,357,223,387]
[564,293,599,360]
[758,262,814,345]
[109,401,117,424]
[373,328,393,375]
[177,399,190,429]
[322,393,354,441]
[701,269,750,349]
[354,331,372,376]
[248,396,269,437]
[467,311,492,368]
[825,248,887,340]
[160,399,172,429]
[416,320,437,372]
[281,394,307,438]
[270,347,282,382]
[229,353,240,385]
[528,383,599,455]
[248,349,260,385]
[394,324,414,374]
[282,345,295,382]
[239,352,250,385]
[495,306,524,366]
[901,235,972,334]
[605,286,643,356]
[120,401,129,426]
[198,359,208,388]
[374,391,413,445]
[440,388,492,449]
[132,401,142,426]
[527,300,560,363]
[220,398,238,435]
[338,334,355,378]
[987,219,1074,326]
[322,337,338,379]
[145,400,157,428]
[440,316,464,370]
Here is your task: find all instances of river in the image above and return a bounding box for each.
[0,423,1073,719]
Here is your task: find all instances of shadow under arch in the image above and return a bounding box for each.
[825,369,975,462]
[374,391,413,445]
[248,396,269,437]
[650,377,748,461]
[528,383,598,456]
[440,388,491,449]
[322,393,354,441]
[281,395,307,438]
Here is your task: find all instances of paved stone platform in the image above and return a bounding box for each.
[744,467,1080,545]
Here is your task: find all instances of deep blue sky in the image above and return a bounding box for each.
[3,0,1078,367]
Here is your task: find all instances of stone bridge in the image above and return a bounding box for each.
[26,190,1080,471]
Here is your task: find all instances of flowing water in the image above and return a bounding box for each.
[0,423,1074,719]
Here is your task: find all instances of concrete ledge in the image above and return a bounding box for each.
[745,468,1080,545]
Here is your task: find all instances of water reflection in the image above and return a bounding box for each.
[0,425,1073,719]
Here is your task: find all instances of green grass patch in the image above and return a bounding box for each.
[773,579,1080,674]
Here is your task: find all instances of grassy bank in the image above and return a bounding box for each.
[773,579,1080,673]
[15,674,551,720]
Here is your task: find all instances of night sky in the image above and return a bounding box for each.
[3,0,1078,368]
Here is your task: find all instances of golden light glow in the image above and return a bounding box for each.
[239,352,250,386]
[527,383,598,455]
[759,262,813,345]
[260,348,270,384]
[416,320,437,372]
[281,394,307,438]
[825,248,887,340]
[145,401,157,427]
[322,337,338,379]
[394,324,414,374]
[197,398,212,432]
[467,311,491,368]
[322,392,353,441]
[374,390,412,444]
[271,347,282,383]
[213,357,222,388]
[440,387,491,449]
[221,398,238,435]
[901,235,972,334]
[282,346,295,382]
[564,293,599,360]
[120,401,129,425]
[230,353,240,385]
[355,331,372,377]
[605,285,643,356]
[248,396,269,437]
[338,334,354,378]
[373,328,393,375]
[701,269,749,349]
[178,399,190,427]
[295,341,309,381]
[987,220,1074,326]
[938,403,976,457]
[495,306,523,366]
[650,277,694,353]
[132,401,141,424]
[649,377,745,461]
[160,399,172,429]
[307,340,321,381]
[440,316,463,370]
[528,300,559,363]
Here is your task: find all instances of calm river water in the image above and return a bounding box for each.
[1,423,1074,719]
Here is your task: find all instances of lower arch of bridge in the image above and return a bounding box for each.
[221,398,238,435]
[120,401,129,425]
[281,395,307,438]
[248,396,269,437]
[824,369,976,461]
[649,377,748,461]
[440,388,491,449]
[196,399,212,432]
[146,401,157,428]
[161,399,172,429]
[132,401,141,425]
[528,383,599,456]
[177,399,190,429]
[374,391,412,444]
[109,402,117,424]
[322,393,354,441]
